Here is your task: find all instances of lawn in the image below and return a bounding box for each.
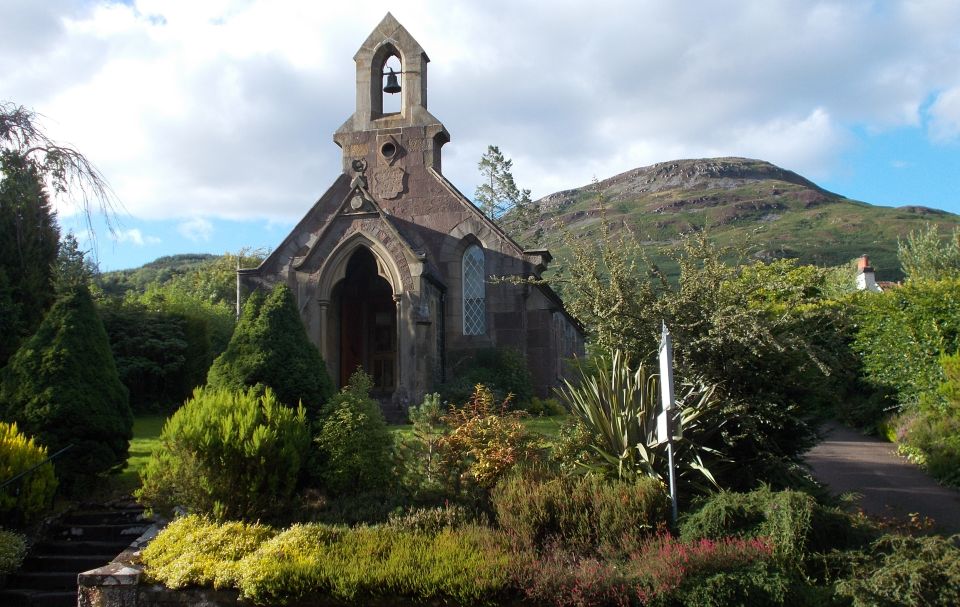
[113,415,166,494]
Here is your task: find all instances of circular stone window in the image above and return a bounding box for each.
[380,141,397,160]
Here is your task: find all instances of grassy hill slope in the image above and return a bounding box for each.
[530,157,960,281]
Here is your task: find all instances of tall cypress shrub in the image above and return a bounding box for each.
[207,284,333,418]
[0,286,132,488]
[0,151,60,366]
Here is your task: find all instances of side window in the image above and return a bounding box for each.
[462,244,485,335]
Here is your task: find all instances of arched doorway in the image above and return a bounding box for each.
[332,247,396,394]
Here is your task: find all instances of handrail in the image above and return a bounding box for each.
[0,444,73,492]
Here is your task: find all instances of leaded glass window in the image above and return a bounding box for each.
[462,244,485,335]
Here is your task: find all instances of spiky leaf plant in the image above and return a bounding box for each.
[557,350,721,492]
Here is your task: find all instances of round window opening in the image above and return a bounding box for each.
[380,141,397,159]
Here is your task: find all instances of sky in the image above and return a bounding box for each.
[3,0,960,271]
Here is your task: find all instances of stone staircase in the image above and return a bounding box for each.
[0,502,151,607]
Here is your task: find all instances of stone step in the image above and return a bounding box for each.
[5,571,77,591]
[0,589,76,607]
[52,523,150,542]
[20,554,116,572]
[63,509,146,525]
[34,539,132,555]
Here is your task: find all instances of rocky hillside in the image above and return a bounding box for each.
[530,157,959,281]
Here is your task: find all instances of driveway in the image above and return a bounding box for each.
[805,421,960,535]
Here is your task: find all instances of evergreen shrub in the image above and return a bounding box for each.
[141,518,513,606]
[207,285,333,418]
[313,370,393,495]
[679,486,870,564]
[237,524,511,605]
[836,534,960,607]
[140,514,276,590]
[0,528,27,575]
[0,286,132,489]
[895,352,960,486]
[137,386,309,521]
[0,421,57,525]
[492,473,669,552]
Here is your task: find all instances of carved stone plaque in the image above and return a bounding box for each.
[371,167,405,200]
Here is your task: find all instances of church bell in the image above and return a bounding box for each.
[383,68,401,94]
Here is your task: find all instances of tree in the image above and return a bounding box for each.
[0,151,59,366]
[0,286,132,489]
[1,101,119,366]
[207,284,334,418]
[1,102,118,237]
[313,370,393,495]
[475,145,540,245]
[898,223,960,282]
[550,204,841,488]
[53,232,96,294]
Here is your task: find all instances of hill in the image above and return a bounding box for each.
[530,157,960,281]
[97,253,218,297]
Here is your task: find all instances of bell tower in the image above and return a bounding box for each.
[334,13,450,176]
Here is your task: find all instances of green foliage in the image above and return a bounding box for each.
[53,232,95,294]
[97,249,264,306]
[557,350,719,494]
[385,503,474,534]
[207,285,333,418]
[142,517,513,606]
[898,223,960,281]
[140,514,277,590]
[0,286,132,489]
[475,144,539,245]
[0,528,27,575]
[492,473,669,552]
[836,534,960,607]
[137,386,309,521]
[313,370,393,495]
[892,352,960,486]
[441,347,535,410]
[0,421,57,525]
[558,227,827,489]
[853,278,960,410]
[679,486,870,565]
[527,396,566,417]
[99,302,192,412]
[0,150,59,366]
[394,393,449,500]
[240,524,512,606]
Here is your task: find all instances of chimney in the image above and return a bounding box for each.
[856,254,881,292]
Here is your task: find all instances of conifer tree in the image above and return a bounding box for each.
[475,145,540,245]
[207,284,334,418]
[0,151,59,366]
[0,286,132,488]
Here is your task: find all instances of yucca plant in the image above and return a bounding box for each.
[557,350,721,492]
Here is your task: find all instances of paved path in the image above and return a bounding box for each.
[805,421,960,535]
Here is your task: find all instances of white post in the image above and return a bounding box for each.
[236,258,241,319]
[659,321,678,524]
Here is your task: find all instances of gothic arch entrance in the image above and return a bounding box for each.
[331,246,397,394]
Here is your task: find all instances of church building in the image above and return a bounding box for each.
[239,14,584,414]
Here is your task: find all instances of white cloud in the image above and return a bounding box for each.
[112,228,161,246]
[928,86,960,143]
[178,217,214,242]
[3,0,960,219]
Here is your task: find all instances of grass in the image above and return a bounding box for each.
[112,415,166,495]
